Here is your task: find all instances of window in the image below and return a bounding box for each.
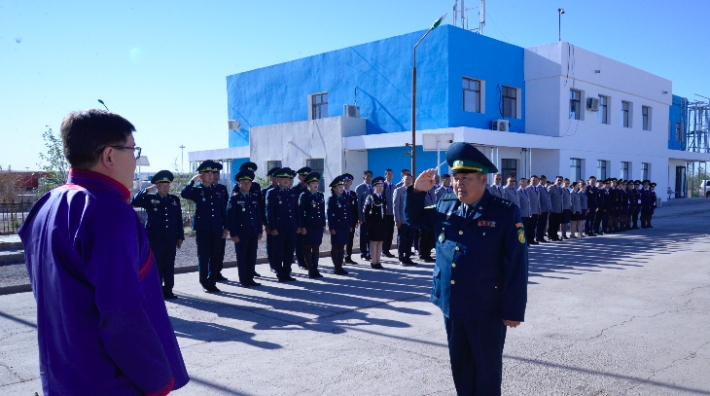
[311,93,328,119]
[621,101,631,128]
[620,161,630,180]
[306,158,325,192]
[266,160,282,172]
[597,160,608,180]
[463,77,482,113]
[598,95,609,124]
[570,158,582,182]
[675,122,683,141]
[501,159,517,182]
[502,86,517,118]
[641,162,649,181]
[570,90,582,120]
[642,106,651,130]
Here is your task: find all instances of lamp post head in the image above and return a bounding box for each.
[431,13,447,30]
[97,99,109,111]
[558,8,565,14]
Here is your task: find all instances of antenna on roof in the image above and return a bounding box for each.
[479,0,486,34]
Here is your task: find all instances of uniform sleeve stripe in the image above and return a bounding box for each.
[138,251,154,281]
[146,376,174,396]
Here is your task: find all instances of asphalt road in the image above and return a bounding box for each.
[1,201,709,395]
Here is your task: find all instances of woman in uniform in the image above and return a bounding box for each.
[327,175,352,275]
[297,172,326,278]
[363,176,387,269]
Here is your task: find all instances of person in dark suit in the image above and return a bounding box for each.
[585,177,598,236]
[211,161,230,281]
[631,180,642,229]
[535,175,552,242]
[393,173,416,265]
[525,175,541,244]
[293,166,312,270]
[342,173,359,264]
[228,169,263,287]
[181,161,228,293]
[649,182,658,228]
[297,171,326,278]
[265,167,299,282]
[405,142,528,395]
[355,170,374,260]
[327,175,352,275]
[130,170,184,299]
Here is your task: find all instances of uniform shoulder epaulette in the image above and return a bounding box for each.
[441,193,458,201]
[490,196,513,207]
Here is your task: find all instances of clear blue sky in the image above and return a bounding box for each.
[2,0,708,172]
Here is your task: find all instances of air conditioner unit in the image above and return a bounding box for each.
[343,104,360,118]
[587,97,600,112]
[491,119,509,132]
[228,120,241,130]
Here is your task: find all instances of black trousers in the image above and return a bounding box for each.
[215,237,226,276]
[536,212,548,241]
[359,222,370,257]
[234,236,257,285]
[296,234,306,267]
[526,214,538,243]
[548,212,562,240]
[445,316,507,396]
[632,208,640,227]
[585,209,596,234]
[149,238,177,294]
[269,232,295,279]
[419,229,435,258]
[195,230,222,288]
[346,227,356,258]
[383,215,395,253]
[397,224,414,259]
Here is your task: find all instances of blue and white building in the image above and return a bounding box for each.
[189,24,710,199]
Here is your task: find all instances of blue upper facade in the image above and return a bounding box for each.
[226,25,526,148]
[668,94,688,151]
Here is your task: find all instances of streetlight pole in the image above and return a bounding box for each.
[558,8,565,42]
[412,13,446,177]
[179,145,185,173]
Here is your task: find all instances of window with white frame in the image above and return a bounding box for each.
[642,106,651,131]
[570,158,582,182]
[642,162,650,181]
[620,161,630,180]
[570,90,582,120]
[502,86,517,118]
[621,101,631,128]
[598,95,609,124]
[597,160,608,180]
[463,77,482,113]
[306,158,325,192]
[311,93,328,119]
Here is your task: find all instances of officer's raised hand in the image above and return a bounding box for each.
[231,236,240,244]
[413,169,437,192]
[191,174,201,183]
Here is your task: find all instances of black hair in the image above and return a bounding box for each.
[61,109,136,169]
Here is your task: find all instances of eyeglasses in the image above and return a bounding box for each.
[97,145,142,159]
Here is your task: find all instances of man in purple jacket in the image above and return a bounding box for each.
[19,109,189,395]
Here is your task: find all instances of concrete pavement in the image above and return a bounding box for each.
[1,207,709,395]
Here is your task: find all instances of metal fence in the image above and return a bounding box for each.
[0,198,38,234]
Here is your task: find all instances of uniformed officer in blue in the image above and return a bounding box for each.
[293,166,312,269]
[297,171,326,278]
[263,167,281,272]
[341,173,359,264]
[238,161,262,194]
[182,160,229,293]
[228,169,263,287]
[327,175,351,275]
[405,142,528,395]
[211,161,230,281]
[130,170,184,299]
[266,167,299,282]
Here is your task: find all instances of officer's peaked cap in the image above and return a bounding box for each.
[151,170,174,184]
[197,160,214,172]
[304,171,320,184]
[296,166,312,176]
[240,161,258,172]
[235,170,255,182]
[267,167,281,177]
[341,173,354,181]
[372,176,385,186]
[211,161,223,171]
[446,142,498,174]
[330,175,345,188]
[277,167,295,178]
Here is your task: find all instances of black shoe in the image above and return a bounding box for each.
[203,285,221,293]
[285,276,297,282]
[244,281,262,287]
[254,272,262,277]
[214,275,229,282]
[400,259,416,266]
[383,251,395,258]
[420,256,435,263]
[334,268,349,275]
[163,292,178,300]
[529,241,539,245]
[344,257,356,264]
[371,263,384,269]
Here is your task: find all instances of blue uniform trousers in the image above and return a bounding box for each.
[296,234,306,267]
[270,232,295,279]
[149,238,177,294]
[445,316,507,396]
[216,237,226,276]
[196,230,222,288]
[359,222,370,257]
[234,237,258,284]
[397,224,414,259]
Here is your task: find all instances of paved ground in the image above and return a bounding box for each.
[1,201,709,395]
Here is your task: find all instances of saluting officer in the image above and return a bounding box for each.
[211,161,230,281]
[327,175,351,275]
[266,167,298,282]
[228,169,263,287]
[297,171,326,278]
[293,166,312,269]
[130,170,184,299]
[405,143,528,395]
[263,167,281,272]
[342,173,359,264]
[181,160,228,293]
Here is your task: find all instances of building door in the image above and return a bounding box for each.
[675,166,686,198]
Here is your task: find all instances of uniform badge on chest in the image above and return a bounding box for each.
[438,233,445,243]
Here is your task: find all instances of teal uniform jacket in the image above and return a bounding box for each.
[405,187,528,322]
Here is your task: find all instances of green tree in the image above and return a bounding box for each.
[37,126,69,194]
